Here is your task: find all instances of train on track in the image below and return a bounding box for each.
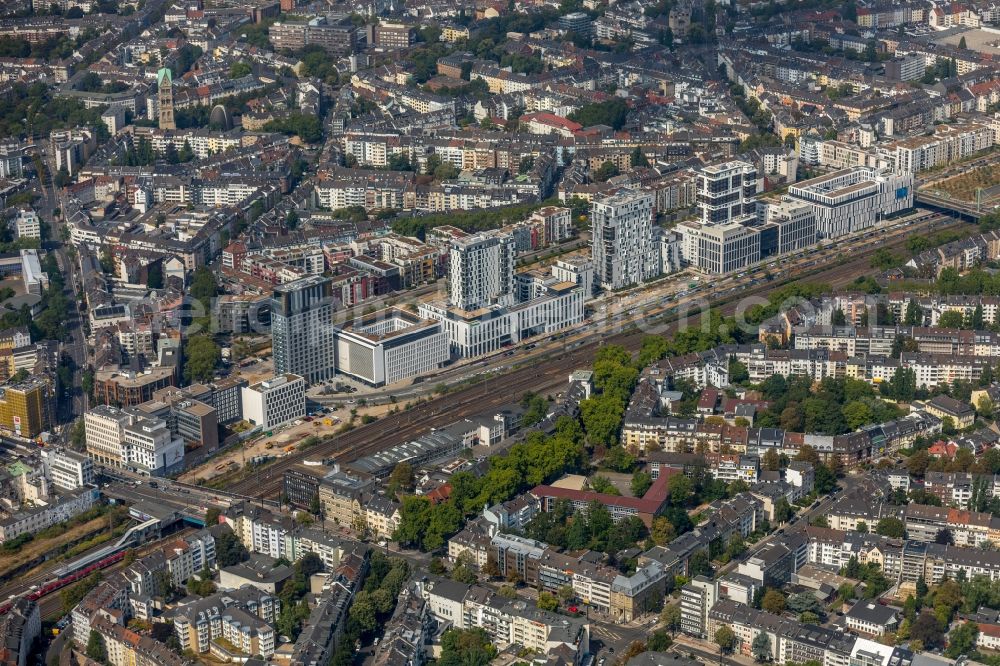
[0,550,127,616]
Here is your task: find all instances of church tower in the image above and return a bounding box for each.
[157,68,176,130]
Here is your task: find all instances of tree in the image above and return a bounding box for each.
[631,471,653,497]
[388,462,415,495]
[715,625,737,654]
[907,449,930,477]
[537,591,559,611]
[661,604,682,634]
[911,610,944,649]
[977,396,994,420]
[752,631,772,662]
[843,401,874,430]
[762,589,786,614]
[190,267,217,309]
[178,139,194,163]
[164,142,179,164]
[959,36,968,49]
[727,534,747,560]
[875,517,905,538]
[946,620,978,657]
[147,262,163,289]
[786,592,823,618]
[439,628,497,666]
[762,448,781,471]
[594,160,620,182]
[605,446,637,474]
[215,529,249,566]
[631,146,650,168]
[648,630,673,651]
[184,335,220,383]
[668,474,694,506]
[451,563,477,584]
[86,630,108,663]
[651,516,675,546]
[939,310,964,329]
[774,497,793,524]
[230,61,252,78]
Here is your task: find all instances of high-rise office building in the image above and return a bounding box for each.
[157,68,176,131]
[448,231,516,310]
[590,190,656,291]
[270,276,335,384]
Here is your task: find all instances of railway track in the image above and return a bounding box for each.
[231,213,964,499]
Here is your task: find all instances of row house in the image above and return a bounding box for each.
[416,577,590,656]
[904,504,1000,547]
[707,598,857,665]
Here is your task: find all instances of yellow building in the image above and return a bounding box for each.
[441,25,470,42]
[0,377,52,439]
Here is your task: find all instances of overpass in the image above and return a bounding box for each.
[915,190,994,222]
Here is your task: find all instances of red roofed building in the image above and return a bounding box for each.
[978,623,1000,650]
[928,440,959,459]
[520,112,583,138]
[530,468,678,527]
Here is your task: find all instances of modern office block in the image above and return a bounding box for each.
[270,275,335,384]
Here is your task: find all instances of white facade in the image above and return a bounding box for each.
[552,256,595,300]
[697,161,758,225]
[787,167,913,238]
[334,309,449,386]
[83,405,132,468]
[448,231,517,310]
[122,416,185,475]
[677,220,760,275]
[764,199,818,255]
[41,447,94,490]
[420,285,584,358]
[590,190,657,291]
[241,374,306,430]
[13,209,40,240]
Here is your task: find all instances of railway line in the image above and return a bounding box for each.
[230,212,963,499]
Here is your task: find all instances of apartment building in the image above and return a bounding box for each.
[448,231,517,311]
[173,586,280,657]
[416,577,590,657]
[591,190,657,291]
[680,575,717,637]
[707,598,857,666]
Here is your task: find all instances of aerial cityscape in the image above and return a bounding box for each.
[3,0,1000,666]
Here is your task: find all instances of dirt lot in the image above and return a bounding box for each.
[178,400,399,485]
[934,166,1000,204]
